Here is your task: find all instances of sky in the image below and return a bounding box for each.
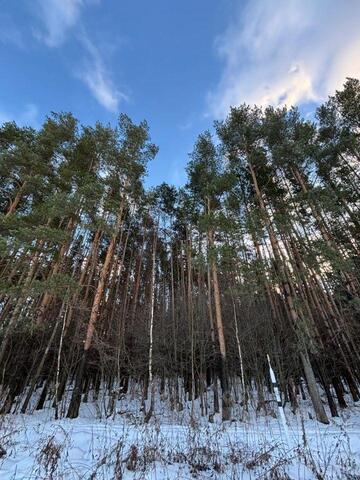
[1,0,360,187]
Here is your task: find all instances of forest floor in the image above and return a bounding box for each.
[0,386,360,479]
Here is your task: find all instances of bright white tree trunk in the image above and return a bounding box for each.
[267,354,290,444]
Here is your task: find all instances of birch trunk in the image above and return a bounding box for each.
[144,227,157,423]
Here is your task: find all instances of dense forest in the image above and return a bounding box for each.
[0,78,359,425]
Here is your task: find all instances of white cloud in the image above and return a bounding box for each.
[170,161,187,186]
[77,35,127,112]
[33,0,125,112]
[0,15,25,48]
[35,0,89,47]
[208,0,360,117]
[0,104,39,126]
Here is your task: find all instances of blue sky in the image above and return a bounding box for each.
[1,0,360,186]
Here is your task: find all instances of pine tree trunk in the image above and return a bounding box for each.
[66,205,124,418]
[5,181,27,217]
[208,219,232,421]
[248,161,329,424]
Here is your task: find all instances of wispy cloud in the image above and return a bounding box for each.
[35,0,88,47]
[77,35,127,112]
[208,0,360,117]
[0,14,25,48]
[0,104,39,126]
[170,161,186,186]
[33,0,125,112]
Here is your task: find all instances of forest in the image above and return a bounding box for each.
[0,77,359,427]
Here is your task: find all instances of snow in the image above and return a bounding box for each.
[0,385,360,479]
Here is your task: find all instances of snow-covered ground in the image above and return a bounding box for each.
[0,384,360,479]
